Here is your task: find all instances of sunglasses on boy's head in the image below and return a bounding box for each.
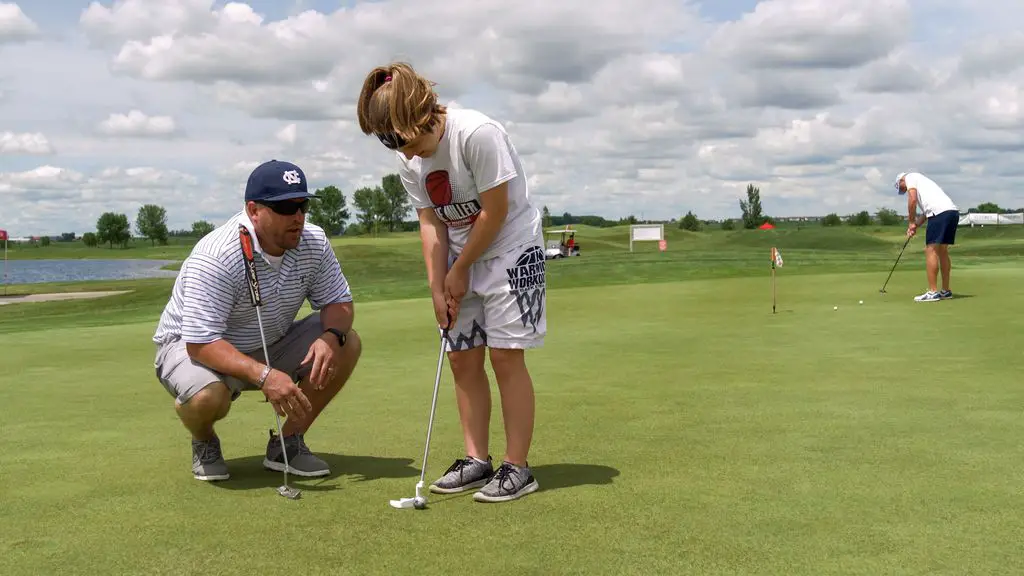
[259,198,310,215]
[376,131,407,150]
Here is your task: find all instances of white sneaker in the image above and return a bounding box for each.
[914,291,942,302]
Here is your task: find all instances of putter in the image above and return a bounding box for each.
[880,235,912,294]
[239,225,301,500]
[390,325,449,510]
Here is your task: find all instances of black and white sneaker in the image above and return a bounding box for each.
[473,461,539,503]
[429,456,493,494]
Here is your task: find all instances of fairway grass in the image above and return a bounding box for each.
[3,262,1024,575]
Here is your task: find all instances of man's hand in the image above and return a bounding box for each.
[301,335,340,391]
[907,223,917,238]
[262,368,312,420]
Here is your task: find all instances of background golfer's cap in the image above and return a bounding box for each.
[245,160,314,202]
[893,172,907,192]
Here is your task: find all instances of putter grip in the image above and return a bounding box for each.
[238,225,262,307]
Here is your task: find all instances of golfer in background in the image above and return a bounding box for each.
[895,171,959,301]
[357,62,543,503]
[152,160,362,482]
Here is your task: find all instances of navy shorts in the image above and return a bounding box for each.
[925,209,959,245]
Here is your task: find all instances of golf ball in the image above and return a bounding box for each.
[859,300,863,305]
[413,497,426,509]
[834,306,838,310]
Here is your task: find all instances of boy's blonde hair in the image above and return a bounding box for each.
[357,62,447,146]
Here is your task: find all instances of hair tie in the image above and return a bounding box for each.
[384,75,392,82]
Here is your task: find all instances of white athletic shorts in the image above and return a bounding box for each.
[444,240,547,352]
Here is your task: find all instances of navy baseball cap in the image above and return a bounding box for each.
[244,160,316,203]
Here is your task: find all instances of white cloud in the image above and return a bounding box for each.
[708,0,910,70]
[97,110,178,137]
[79,0,215,48]
[275,123,297,146]
[0,131,52,154]
[1,0,1023,235]
[0,2,39,45]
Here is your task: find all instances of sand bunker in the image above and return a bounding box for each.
[0,291,132,305]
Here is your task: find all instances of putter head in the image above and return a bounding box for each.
[277,485,302,500]
[389,495,427,509]
[389,481,428,510]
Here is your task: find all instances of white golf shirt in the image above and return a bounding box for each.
[904,172,958,218]
[153,211,352,354]
[396,107,542,261]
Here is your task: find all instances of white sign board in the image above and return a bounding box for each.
[957,212,1024,226]
[630,224,664,252]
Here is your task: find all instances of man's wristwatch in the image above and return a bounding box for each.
[324,327,347,348]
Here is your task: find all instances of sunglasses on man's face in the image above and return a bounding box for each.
[260,199,309,215]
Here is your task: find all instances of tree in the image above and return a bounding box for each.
[876,207,902,226]
[975,202,1003,213]
[192,220,215,239]
[679,211,702,231]
[739,184,765,229]
[96,212,131,248]
[82,232,98,247]
[306,185,350,236]
[136,204,169,246]
[847,210,872,226]
[380,174,411,231]
[720,218,735,230]
[352,186,390,235]
[542,206,552,228]
[822,213,842,226]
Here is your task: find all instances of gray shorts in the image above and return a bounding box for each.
[154,313,323,405]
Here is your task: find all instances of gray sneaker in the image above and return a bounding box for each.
[192,436,230,481]
[473,461,539,503]
[429,456,494,494]
[263,430,330,478]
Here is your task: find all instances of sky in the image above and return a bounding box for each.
[1,0,1023,236]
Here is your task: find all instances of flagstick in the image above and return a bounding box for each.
[3,238,7,297]
[771,247,776,314]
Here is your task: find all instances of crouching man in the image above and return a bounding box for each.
[152,159,362,482]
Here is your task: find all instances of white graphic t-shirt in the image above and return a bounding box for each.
[397,108,542,261]
[904,172,958,218]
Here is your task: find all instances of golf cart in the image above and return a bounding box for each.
[544,227,581,260]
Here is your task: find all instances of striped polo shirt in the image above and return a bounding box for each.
[153,211,352,354]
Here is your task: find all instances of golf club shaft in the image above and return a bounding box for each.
[255,305,291,490]
[882,236,911,291]
[419,330,447,485]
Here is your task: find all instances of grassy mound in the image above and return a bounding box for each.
[719,226,894,252]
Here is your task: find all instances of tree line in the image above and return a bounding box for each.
[60,178,1024,248]
[77,173,415,247]
[673,184,1023,232]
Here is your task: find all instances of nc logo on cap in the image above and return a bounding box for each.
[282,170,302,185]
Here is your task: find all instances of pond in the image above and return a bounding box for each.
[0,259,179,285]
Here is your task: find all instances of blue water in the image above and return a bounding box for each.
[0,259,179,285]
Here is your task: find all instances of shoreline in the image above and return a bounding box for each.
[0,290,134,306]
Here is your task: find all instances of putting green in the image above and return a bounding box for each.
[3,262,1023,575]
